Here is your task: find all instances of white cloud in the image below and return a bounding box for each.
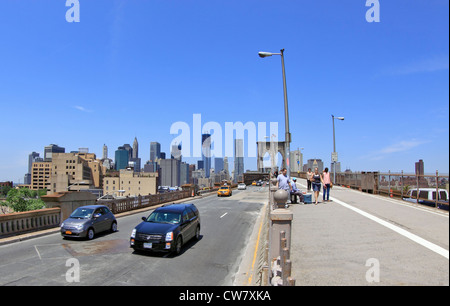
[379,140,427,154]
[73,105,93,113]
[388,55,449,76]
[362,139,429,161]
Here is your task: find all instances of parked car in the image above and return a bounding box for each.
[217,186,232,197]
[403,188,449,210]
[130,203,200,255]
[60,205,117,240]
[237,183,246,190]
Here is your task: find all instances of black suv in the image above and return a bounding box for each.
[130,203,200,255]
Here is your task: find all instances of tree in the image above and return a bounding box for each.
[0,185,12,197]
[6,188,45,212]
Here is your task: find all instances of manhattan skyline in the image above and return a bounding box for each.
[0,1,448,182]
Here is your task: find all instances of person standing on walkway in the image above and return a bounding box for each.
[306,168,313,192]
[276,168,291,206]
[322,167,332,202]
[310,167,324,205]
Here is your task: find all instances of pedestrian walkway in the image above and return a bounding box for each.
[288,178,449,286]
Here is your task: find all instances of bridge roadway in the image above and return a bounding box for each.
[291,178,449,286]
[0,181,448,286]
[0,188,266,286]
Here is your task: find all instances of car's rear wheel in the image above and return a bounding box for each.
[175,236,183,255]
[110,221,117,233]
[87,228,95,240]
[195,226,200,240]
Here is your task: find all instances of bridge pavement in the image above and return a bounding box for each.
[289,178,449,286]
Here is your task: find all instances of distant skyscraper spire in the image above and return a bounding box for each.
[133,137,139,159]
[102,144,108,160]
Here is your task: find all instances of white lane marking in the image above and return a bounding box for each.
[220,213,228,219]
[331,197,449,260]
[34,245,42,261]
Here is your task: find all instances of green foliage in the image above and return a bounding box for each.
[5,188,46,212]
[0,185,12,197]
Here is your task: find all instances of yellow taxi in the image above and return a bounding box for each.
[217,185,232,197]
[252,181,257,186]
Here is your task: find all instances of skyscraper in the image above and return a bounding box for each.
[234,139,244,182]
[215,157,224,173]
[150,142,161,162]
[115,147,129,170]
[132,137,139,159]
[130,137,141,172]
[160,159,180,187]
[202,133,211,178]
[44,144,65,162]
[171,143,182,161]
[102,144,108,160]
[24,152,41,185]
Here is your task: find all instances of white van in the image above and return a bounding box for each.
[403,188,449,210]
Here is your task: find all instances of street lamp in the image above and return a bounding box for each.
[67,181,86,191]
[258,48,291,179]
[332,115,344,184]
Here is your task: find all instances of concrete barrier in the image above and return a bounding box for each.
[0,208,61,238]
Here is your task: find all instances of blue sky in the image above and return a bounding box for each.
[0,0,448,182]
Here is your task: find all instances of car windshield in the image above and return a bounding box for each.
[146,211,181,224]
[70,208,94,219]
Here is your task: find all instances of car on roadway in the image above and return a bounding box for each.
[403,188,449,210]
[217,185,232,197]
[237,183,246,190]
[60,205,117,240]
[130,203,201,255]
[252,181,257,186]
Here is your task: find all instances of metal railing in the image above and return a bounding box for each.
[297,170,449,209]
[99,190,192,214]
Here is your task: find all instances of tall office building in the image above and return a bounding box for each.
[24,152,42,184]
[180,162,190,185]
[291,150,303,174]
[415,159,424,176]
[202,133,211,178]
[171,143,182,161]
[223,156,229,175]
[44,144,65,162]
[215,157,224,173]
[306,159,324,173]
[122,144,133,161]
[150,142,161,162]
[132,137,139,159]
[102,144,108,160]
[115,146,129,170]
[130,137,141,172]
[160,159,180,187]
[234,139,244,182]
[197,160,204,170]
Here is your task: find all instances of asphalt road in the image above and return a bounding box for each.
[0,187,267,286]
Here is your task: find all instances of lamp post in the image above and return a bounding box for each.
[259,49,291,179]
[331,115,344,184]
[67,181,86,191]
